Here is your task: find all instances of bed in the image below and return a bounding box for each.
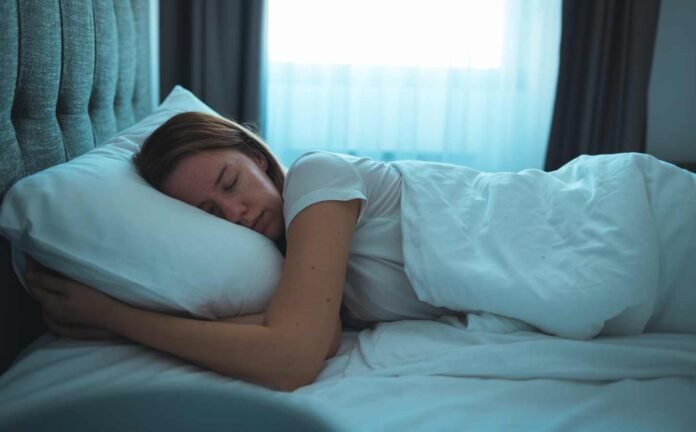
[1,1,696,431]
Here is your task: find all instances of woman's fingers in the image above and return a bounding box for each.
[26,269,66,297]
[42,310,72,336]
[42,311,116,340]
[33,286,75,326]
[42,310,64,334]
[30,285,63,310]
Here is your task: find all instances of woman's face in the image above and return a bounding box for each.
[162,149,285,242]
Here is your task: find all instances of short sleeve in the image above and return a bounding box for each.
[283,151,368,231]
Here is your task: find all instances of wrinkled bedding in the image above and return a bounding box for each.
[2,152,695,430]
[395,153,696,339]
[1,316,695,431]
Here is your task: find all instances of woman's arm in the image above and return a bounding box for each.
[218,313,266,326]
[104,305,286,388]
[103,199,359,391]
[28,199,358,391]
[218,313,342,360]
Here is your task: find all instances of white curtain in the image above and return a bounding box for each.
[262,0,562,171]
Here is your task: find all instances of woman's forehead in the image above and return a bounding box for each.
[182,149,248,173]
[178,152,224,176]
[168,147,259,185]
[162,152,230,196]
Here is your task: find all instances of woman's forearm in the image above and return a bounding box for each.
[103,304,297,391]
[218,313,266,326]
[223,312,342,359]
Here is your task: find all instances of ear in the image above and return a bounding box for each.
[254,153,268,172]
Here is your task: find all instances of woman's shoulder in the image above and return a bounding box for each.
[287,151,357,174]
[284,151,365,193]
[282,151,370,230]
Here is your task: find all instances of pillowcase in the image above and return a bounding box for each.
[0,85,284,319]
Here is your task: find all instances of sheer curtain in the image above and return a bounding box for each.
[263,0,561,171]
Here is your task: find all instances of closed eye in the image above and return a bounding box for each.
[224,177,237,192]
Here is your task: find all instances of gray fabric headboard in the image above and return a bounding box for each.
[0,0,159,374]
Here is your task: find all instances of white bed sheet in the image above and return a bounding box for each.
[1,314,695,431]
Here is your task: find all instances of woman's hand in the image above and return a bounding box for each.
[26,257,123,340]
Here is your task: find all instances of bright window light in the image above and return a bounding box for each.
[268,0,504,69]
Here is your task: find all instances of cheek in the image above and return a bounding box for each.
[268,185,283,209]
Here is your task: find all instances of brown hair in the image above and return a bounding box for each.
[134,112,285,192]
[133,112,287,254]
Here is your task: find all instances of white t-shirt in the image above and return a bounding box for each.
[283,151,454,325]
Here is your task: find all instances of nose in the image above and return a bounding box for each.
[219,198,248,226]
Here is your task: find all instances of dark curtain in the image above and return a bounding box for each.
[159,0,265,126]
[544,0,662,171]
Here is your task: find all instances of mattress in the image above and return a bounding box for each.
[1,314,695,431]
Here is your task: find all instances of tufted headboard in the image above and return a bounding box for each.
[0,0,159,374]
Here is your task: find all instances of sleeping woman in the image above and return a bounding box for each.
[25,112,696,392]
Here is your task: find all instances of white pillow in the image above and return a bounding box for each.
[0,85,284,319]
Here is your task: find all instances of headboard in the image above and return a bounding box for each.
[0,0,159,374]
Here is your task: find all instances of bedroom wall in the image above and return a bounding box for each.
[646,0,696,162]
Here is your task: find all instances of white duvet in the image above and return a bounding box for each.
[394,153,696,339]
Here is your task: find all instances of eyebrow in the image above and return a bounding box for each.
[197,164,228,209]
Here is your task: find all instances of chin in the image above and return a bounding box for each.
[270,225,283,242]
[270,219,286,243]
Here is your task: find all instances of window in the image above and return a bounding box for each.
[269,0,504,69]
[264,0,561,171]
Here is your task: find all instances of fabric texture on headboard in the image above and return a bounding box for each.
[0,0,156,374]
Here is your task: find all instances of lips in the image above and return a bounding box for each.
[252,211,265,233]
